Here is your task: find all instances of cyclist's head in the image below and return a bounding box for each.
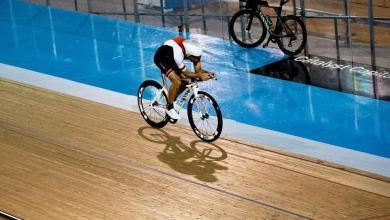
[183,38,203,59]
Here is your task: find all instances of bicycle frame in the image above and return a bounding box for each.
[255,5,292,38]
[153,73,200,112]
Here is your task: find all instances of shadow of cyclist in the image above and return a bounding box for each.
[138,127,228,183]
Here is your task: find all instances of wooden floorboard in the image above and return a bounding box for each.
[1,78,390,220]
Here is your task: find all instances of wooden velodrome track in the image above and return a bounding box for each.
[1,78,390,220]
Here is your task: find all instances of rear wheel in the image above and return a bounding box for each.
[275,15,307,56]
[229,9,267,48]
[137,80,169,128]
[187,92,223,142]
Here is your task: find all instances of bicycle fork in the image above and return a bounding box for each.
[190,84,210,120]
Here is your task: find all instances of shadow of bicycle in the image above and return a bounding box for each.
[138,127,228,183]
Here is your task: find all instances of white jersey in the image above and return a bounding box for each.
[164,39,187,71]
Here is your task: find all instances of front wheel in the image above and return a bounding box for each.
[229,9,267,48]
[187,91,223,142]
[138,80,169,128]
[275,15,307,56]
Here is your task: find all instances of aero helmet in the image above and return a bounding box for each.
[183,38,203,57]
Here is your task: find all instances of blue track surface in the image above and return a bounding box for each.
[1,0,389,158]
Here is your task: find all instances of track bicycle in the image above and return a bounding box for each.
[229,0,307,56]
[137,73,223,142]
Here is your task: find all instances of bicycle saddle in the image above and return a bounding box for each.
[243,0,269,9]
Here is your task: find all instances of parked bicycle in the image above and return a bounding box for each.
[229,0,307,56]
[137,73,223,142]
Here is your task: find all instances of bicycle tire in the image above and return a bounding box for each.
[275,15,307,56]
[229,9,267,48]
[187,91,223,142]
[138,80,169,128]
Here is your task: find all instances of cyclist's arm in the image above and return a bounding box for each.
[194,60,214,74]
[181,61,214,80]
[181,69,205,78]
[181,69,213,81]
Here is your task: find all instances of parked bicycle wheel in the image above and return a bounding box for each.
[138,80,169,128]
[187,91,223,142]
[229,9,267,48]
[275,15,307,56]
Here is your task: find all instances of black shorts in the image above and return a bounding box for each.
[154,45,182,77]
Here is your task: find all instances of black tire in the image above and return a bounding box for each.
[137,80,169,128]
[187,91,223,142]
[275,15,307,56]
[229,9,267,48]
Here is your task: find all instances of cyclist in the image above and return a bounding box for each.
[154,37,215,120]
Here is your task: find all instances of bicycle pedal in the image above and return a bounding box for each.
[263,37,272,48]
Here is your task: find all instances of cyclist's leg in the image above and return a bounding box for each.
[154,45,182,119]
[154,45,173,74]
[174,78,189,100]
[167,70,181,106]
[165,70,182,119]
